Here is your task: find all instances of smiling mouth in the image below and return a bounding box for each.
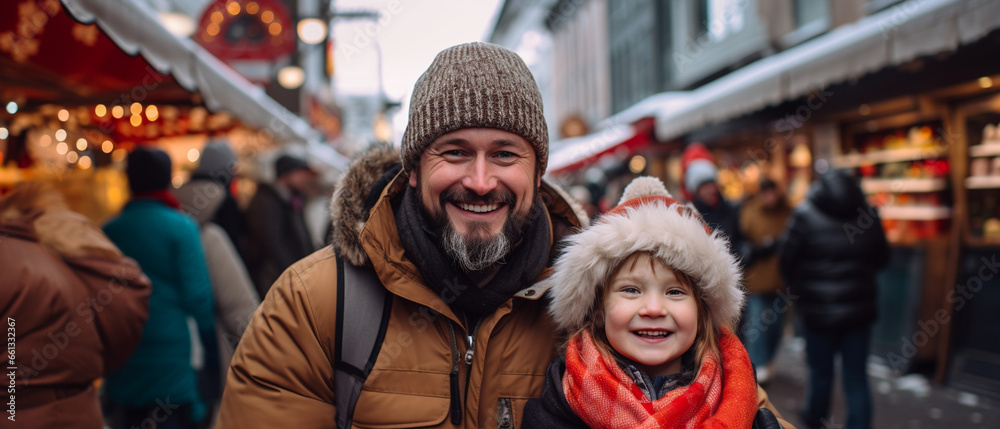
[456,202,503,213]
[633,330,673,338]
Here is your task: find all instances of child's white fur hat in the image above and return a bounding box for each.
[548,176,744,332]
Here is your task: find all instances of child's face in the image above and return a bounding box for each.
[603,255,698,377]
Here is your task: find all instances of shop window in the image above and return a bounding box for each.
[960,105,1000,244]
[782,0,831,47]
[703,0,745,42]
[833,120,952,244]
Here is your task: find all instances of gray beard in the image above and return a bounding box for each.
[441,221,513,272]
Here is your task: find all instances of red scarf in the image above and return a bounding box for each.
[563,328,757,428]
[131,190,182,210]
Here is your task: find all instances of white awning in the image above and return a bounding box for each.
[655,0,1000,141]
[60,0,350,174]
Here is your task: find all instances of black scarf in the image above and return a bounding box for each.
[394,186,551,321]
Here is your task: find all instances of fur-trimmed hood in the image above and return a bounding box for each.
[328,143,590,267]
[547,176,744,333]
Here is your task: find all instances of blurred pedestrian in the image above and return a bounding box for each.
[681,145,748,264]
[182,140,248,263]
[245,154,318,298]
[102,147,216,429]
[175,146,261,418]
[779,169,889,429]
[0,182,151,429]
[738,177,793,382]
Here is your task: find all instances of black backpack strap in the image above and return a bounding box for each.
[752,407,782,429]
[333,253,391,428]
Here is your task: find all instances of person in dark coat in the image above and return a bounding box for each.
[683,156,748,265]
[245,154,318,298]
[779,169,890,429]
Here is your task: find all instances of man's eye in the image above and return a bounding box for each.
[496,151,515,159]
[443,150,465,157]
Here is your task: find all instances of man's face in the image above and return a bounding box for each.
[283,169,316,194]
[695,181,720,207]
[762,189,779,208]
[409,128,540,270]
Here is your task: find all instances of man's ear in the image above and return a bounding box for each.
[409,168,418,188]
[536,171,542,188]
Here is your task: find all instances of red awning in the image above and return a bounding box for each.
[546,118,654,176]
[0,0,189,107]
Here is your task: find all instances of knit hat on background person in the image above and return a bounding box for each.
[400,42,548,174]
[193,141,237,185]
[547,176,744,333]
[126,146,172,193]
[274,154,314,178]
[684,159,719,196]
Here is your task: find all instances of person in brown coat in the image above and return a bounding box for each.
[0,182,151,428]
[738,177,793,382]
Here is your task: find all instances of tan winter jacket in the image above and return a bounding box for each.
[217,145,589,428]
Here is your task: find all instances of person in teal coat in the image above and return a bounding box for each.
[103,147,216,429]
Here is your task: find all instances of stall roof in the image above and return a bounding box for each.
[58,0,349,172]
[655,0,1000,141]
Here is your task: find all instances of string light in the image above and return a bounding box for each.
[78,155,92,169]
[76,138,88,151]
[55,129,67,141]
[112,106,124,118]
[146,105,159,121]
[58,109,70,121]
[95,104,107,117]
[56,142,68,154]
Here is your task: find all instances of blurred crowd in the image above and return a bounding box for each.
[1,137,890,428]
[2,141,324,428]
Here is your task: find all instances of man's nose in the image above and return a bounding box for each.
[462,155,498,195]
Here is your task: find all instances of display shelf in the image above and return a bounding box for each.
[860,178,947,193]
[832,146,947,168]
[878,205,952,220]
[969,143,1000,158]
[965,175,1000,189]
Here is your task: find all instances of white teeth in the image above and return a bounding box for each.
[458,203,500,213]
[634,330,671,337]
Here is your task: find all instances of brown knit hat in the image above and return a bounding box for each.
[401,42,548,174]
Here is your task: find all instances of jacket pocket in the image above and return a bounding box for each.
[351,370,451,428]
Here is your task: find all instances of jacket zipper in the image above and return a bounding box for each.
[463,319,482,402]
[447,324,462,425]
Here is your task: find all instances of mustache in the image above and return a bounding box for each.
[440,187,516,207]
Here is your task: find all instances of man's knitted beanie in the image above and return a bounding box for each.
[547,176,744,333]
[401,42,548,174]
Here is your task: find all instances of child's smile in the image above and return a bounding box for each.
[604,254,699,377]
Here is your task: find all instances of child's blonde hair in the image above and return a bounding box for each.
[566,251,724,372]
